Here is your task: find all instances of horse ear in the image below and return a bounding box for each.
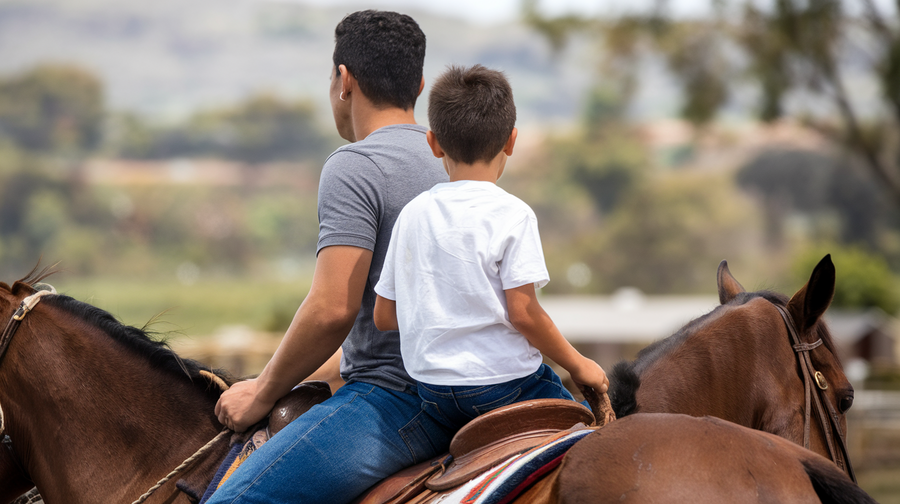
[787,255,835,330]
[717,260,745,305]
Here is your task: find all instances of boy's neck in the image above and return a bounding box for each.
[445,154,507,183]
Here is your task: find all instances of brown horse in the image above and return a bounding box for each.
[0,270,232,504]
[554,413,874,503]
[607,254,856,480]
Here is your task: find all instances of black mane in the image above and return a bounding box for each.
[609,290,788,417]
[39,292,234,400]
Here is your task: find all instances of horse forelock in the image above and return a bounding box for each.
[36,294,234,400]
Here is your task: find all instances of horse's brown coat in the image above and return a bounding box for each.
[555,413,873,503]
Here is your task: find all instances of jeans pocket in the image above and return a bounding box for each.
[398,408,447,464]
[472,387,522,416]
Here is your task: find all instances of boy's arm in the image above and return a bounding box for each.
[374,295,399,331]
[505,283,609,394]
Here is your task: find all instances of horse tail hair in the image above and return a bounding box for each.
[802,458,876,504]
[608,360,639,418]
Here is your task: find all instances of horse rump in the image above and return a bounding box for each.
[802,458,876,504]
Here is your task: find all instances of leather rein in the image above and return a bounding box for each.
[773,303,856,483]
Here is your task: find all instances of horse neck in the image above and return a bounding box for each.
[0,306,220,503]
[635,301,800,429]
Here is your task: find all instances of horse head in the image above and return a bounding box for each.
[718,254,855,480]
[610,255,855,481]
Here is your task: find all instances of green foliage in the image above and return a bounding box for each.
[582,173,762,294]
[547,127,646,214]
[737,149,891,247]
[793,246,900,314]
[109,94,335,163]
[0,64,104,153]
[50,275,311,337]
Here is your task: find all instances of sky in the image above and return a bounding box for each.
[285,0,898,24]
[285,0,713,24]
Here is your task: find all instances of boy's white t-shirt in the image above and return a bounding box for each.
[374,180,550,386]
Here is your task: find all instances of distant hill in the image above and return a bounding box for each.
[0,0,602,128]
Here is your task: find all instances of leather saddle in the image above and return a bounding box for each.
[177,382,614,504]
[353,398,603,504]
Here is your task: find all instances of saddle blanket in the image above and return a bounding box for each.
[440,428,594,504]
[199,428,269,504]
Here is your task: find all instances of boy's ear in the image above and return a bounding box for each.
[503,128,518,156]
[426,131,445,158]
[417,76,425,97]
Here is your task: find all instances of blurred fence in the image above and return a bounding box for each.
[849,390,900,469]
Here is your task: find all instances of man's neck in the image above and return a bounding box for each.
[350,103,417,142]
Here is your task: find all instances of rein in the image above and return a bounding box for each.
[773,303,856,483]
[0,287,233,503]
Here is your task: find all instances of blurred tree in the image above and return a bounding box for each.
[109,94,334,163]
[524,0,900,206]
[737,148,890,247]
[793,246,900,313]
[582,173,762,294]
[0,64,104,153]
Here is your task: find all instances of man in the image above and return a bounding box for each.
[208,10,451,503]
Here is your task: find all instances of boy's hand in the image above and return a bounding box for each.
[569,357,609,394]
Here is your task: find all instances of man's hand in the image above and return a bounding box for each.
[215,378,276,433]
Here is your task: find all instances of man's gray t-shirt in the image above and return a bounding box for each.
[317,124,448,391]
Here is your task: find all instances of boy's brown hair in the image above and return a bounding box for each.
[427,65,516,164]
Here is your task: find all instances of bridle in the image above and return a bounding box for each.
[0,288,57,437]
[0,288,54,491]
[773,303,856,483]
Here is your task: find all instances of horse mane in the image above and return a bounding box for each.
[609,289,803,418]
[4,269,235,401]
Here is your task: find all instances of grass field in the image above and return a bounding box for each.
[50,273,312,339]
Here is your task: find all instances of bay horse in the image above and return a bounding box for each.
[607,254,856,481]
[0,269,233,504]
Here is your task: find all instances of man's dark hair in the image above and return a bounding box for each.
[428,65,516,164]
[333,10,426,110]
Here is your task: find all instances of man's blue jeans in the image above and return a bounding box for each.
[205,381,454,504]
[417,363,576,431]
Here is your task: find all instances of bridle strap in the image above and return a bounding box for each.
[0,290,55,366]
[774,304,856,483]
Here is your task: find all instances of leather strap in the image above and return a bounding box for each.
[774,304,856,482]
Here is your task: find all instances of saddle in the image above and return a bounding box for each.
[177,383,614,504]
[354,398,602,504]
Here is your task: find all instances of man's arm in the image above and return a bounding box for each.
[215,245,372,432]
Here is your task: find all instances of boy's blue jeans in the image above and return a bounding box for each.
[204,381,453,504]
[417,363,576,431]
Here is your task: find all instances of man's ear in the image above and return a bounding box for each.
[426,131,445,158]
[418,76,425,97]
[339,64,354,98]
[503,128,518,156]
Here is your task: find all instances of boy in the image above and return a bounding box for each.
[374,65,607,430]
